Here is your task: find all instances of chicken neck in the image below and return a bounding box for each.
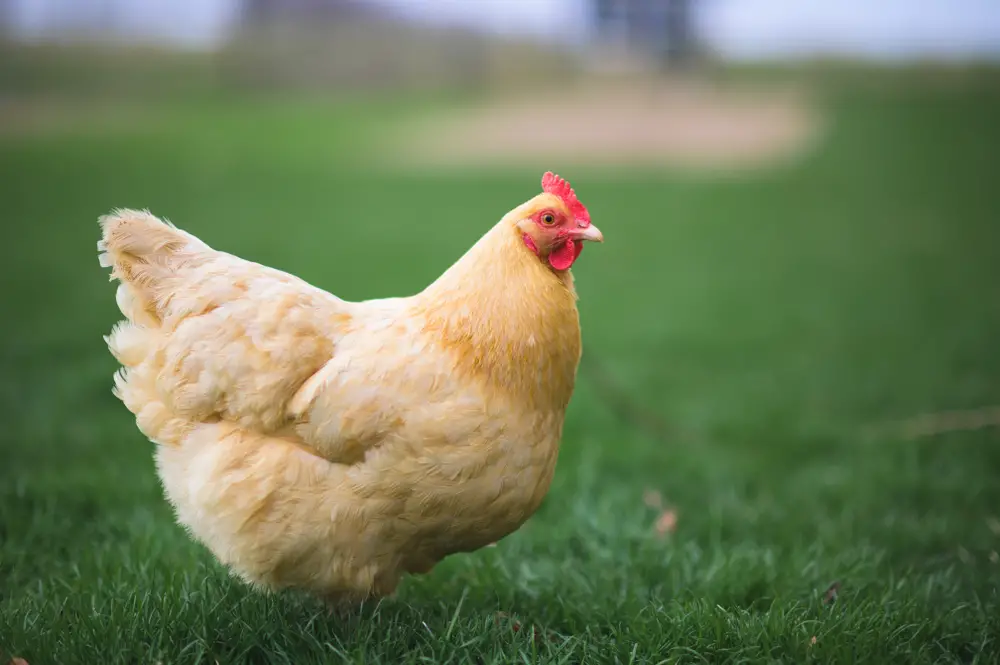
[414,219,583,412]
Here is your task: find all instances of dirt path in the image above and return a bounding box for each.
[386,79,824,172]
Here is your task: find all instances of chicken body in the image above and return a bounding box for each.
[98,179,599,603]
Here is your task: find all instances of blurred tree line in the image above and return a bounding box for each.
[0,0,700,99]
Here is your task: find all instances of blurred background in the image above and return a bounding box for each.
[2,1,1000,662]
[1,0,998,174]
[1,0,999,163]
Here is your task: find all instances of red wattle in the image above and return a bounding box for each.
[548,239,578,270]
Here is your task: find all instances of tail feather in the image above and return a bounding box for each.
[98,208,210,325]
[99,208,210,448]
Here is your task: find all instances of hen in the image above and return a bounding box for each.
[98,172,603,604]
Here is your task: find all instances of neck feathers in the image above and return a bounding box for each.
[417,220,582,411]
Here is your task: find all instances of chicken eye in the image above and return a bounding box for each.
[541,213,556,225]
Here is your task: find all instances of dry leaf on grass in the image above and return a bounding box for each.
[643,488,678,537]
[810,636,818,646]
[8,658,29,665]
[654,509,678,536]
[494,612,559,646]
[823,581,841,604]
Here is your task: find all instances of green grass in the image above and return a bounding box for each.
[2,75,1000,664]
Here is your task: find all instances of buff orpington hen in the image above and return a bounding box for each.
[98,172,603,605]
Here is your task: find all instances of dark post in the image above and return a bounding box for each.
[664,0,695,66]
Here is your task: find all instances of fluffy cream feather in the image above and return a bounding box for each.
[98,189,594,603]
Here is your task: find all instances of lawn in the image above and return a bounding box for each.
[2,71,1000,664]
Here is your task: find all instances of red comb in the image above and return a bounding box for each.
[542,171,590,227]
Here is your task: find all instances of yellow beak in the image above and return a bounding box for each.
[576,224,604,243]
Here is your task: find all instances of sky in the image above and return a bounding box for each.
[4,0,1000,60]
[699,0,1000,60]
